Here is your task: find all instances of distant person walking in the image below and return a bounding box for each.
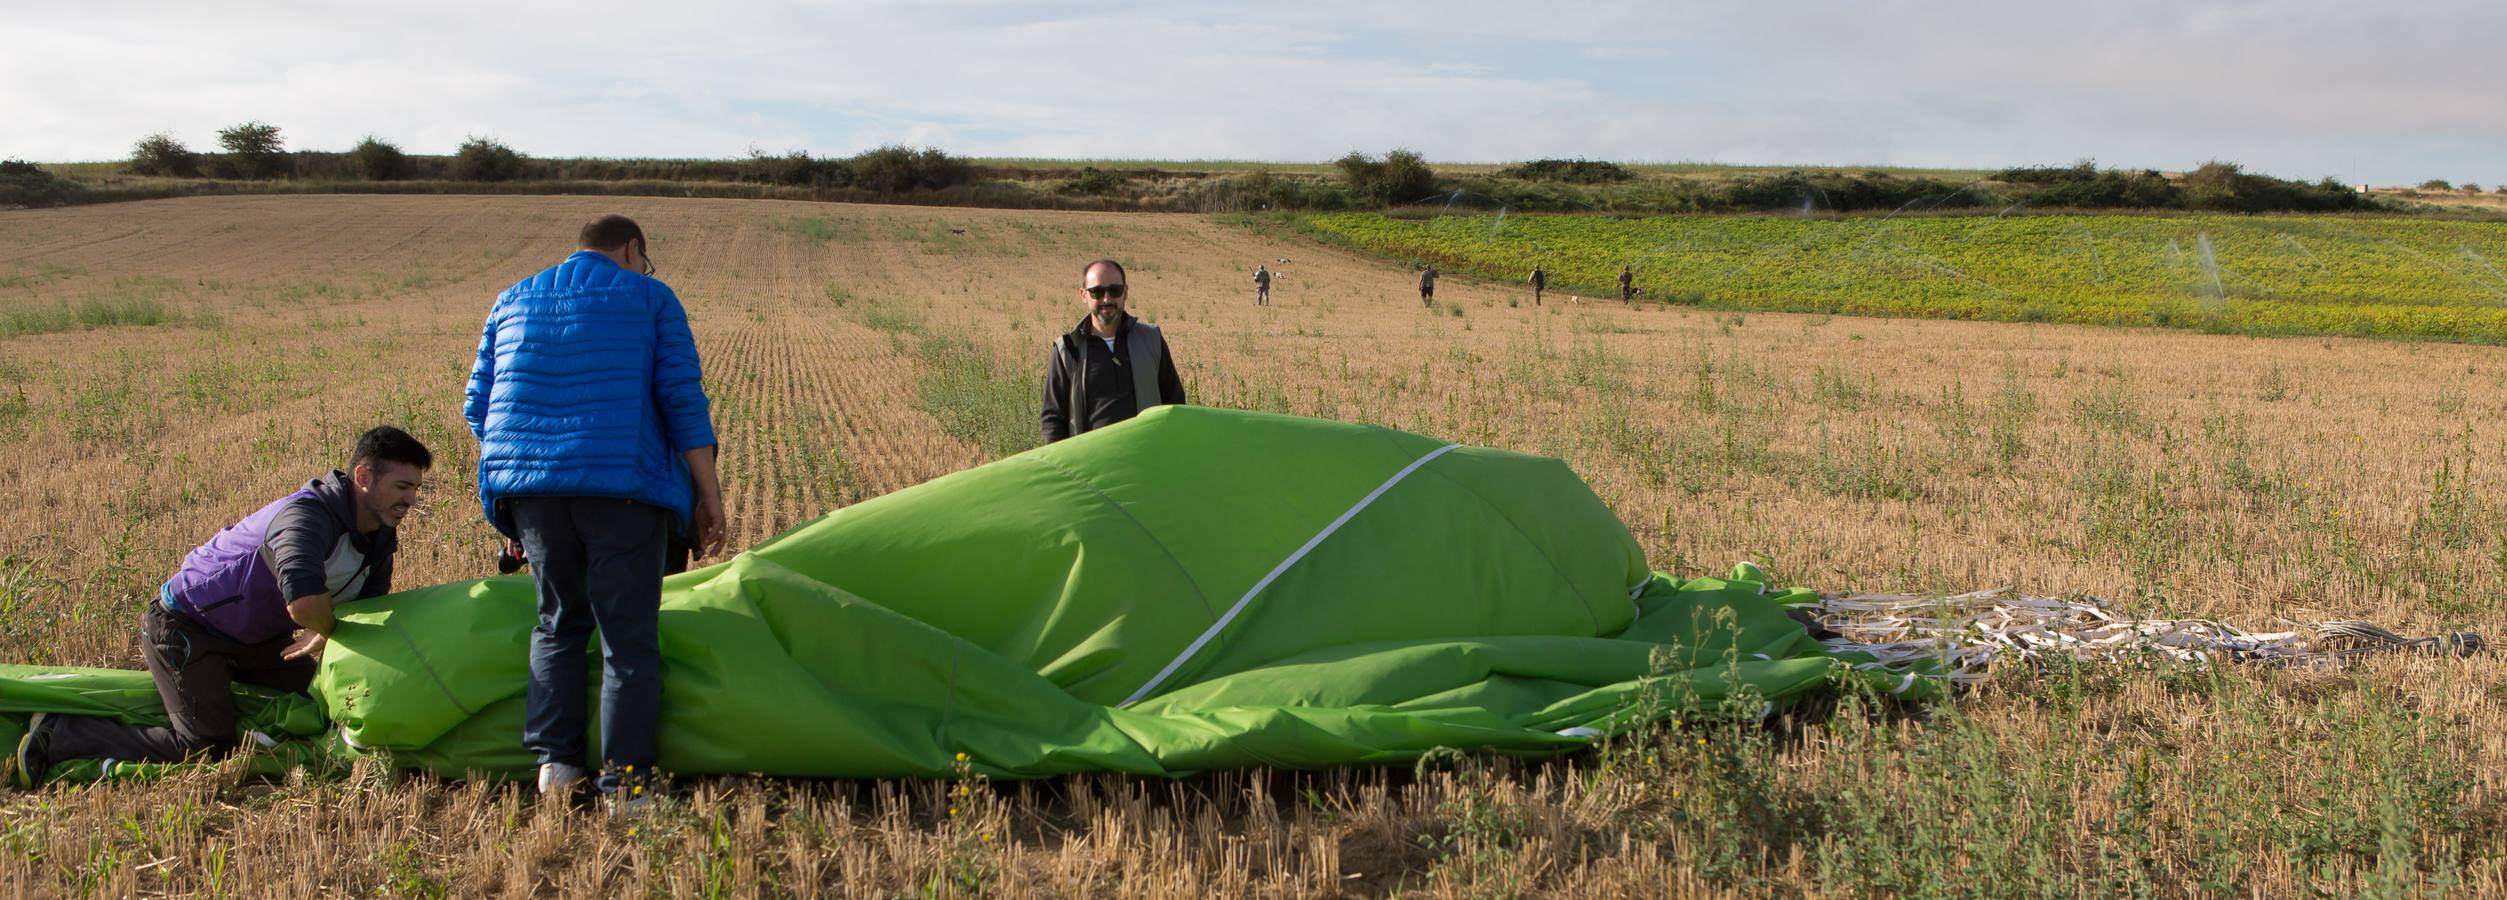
[11,428,432,787]
[466,213,724,815]
[1529,265,1547,306]
[1618,265,1634,302]
[1253,265,1272,307]
[1041,259,1190,443]
[1418,265,1438,307]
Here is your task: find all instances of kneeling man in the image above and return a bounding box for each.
[11,427,430,786]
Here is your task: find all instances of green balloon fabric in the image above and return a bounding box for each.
[0,664,330,783]
[4,407,1937,785]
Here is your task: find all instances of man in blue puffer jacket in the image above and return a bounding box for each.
[465,214,724,812]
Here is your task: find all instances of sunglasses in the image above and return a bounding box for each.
[1086,283,1127,300]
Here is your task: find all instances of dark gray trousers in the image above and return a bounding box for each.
[46,601,314,763]
[513,496,668,770]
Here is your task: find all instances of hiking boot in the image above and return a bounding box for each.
[596,763,656,818]
[10,713,52,790]
[537,761,589,797]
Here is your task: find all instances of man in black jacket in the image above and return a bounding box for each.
[1040,259,1189,443]
[11,427,430,786]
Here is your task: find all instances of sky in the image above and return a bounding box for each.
[5,0,2502,187]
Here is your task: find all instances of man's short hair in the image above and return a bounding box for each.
[1081,259,1126,286]
[352,426,433,473]
[580,214,645,252]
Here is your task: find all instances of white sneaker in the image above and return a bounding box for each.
[537,762,588,796]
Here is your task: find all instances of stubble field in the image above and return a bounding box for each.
[0,195,2501,896]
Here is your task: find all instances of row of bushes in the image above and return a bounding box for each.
[0,160,82,207]
[1439,164,2382,215]
[1997,160,2368,212]
[1374,168,2036,215]
[1328,154,2382,215]
[120,126,977,194]
[128,123,294,179]
[2413,179,2504,194]
[1499,158,1635,183]
[738,146,973,193]
[1332,150,1439,206]
[132,129,529,182]
[1431,163,2375,215]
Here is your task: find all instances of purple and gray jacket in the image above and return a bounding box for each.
[159,471,398,645]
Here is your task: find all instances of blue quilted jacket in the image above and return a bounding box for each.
[465,251,717,537]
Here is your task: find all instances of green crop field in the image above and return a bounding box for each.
[1291,211,2507,342]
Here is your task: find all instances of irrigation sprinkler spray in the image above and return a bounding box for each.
[2459,246,2507,299]
[2071,222,2107,283]
[2196,231,2227,311]
[2293,218,2507,305]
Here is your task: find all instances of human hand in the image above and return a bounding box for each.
[695,492,727,558]
[281,630,328,661]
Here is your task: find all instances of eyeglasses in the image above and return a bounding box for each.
[1086,284,1127,300]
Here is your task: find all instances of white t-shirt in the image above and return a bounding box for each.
[322,533,371,599]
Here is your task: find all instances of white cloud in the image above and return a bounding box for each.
[1,0,2498,184]
[1580,45,1669,61]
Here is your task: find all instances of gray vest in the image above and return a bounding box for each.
[1060,321,1167,437]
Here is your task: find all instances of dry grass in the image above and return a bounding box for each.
[0,195,2502,895]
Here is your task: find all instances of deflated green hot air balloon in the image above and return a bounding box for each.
[3,407,1934,785]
